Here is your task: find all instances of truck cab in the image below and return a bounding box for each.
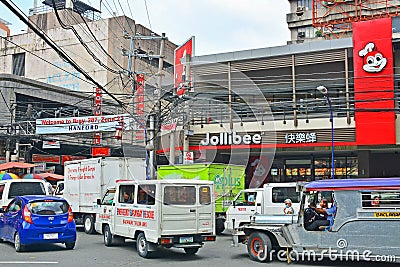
[225,183,300,233]
[239,178,400,263]
[95,179,216,258]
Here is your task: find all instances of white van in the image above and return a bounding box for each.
[95,179,216,257]
[225,182,300,233]
[0,180,50,208]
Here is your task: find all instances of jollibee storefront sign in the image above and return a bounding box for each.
[352,18,395,145]
[200,132,261,146]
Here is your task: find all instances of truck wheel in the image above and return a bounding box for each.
[14,232,25,252]
[84,215,95,234]
[216,218,225,235]
[136,233,150,258]
[184,247,199,255]
[104,225,114,246]
[65,242,75,250]
[247,232,272,262]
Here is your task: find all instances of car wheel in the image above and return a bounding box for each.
[247,232,272,262]
[136,233,150,258]
[14,232,25,252]
[104,225,114,247]
[65,242,75,250]
[184,247,199,255]
[84,215,95,234]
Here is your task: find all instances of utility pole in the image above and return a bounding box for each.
[122,31,166,179]
[151,33,166,179]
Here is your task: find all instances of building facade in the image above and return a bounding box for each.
[287,0,400,44]
[158,16,400,187]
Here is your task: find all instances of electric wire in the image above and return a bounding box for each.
[51,0,121,75]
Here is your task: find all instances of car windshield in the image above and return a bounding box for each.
[28,200,69,215]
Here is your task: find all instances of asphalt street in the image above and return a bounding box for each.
[0,229,397,267]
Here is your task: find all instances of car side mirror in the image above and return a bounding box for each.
[96,199,101,205]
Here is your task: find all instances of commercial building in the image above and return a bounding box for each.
[159,16,400,187]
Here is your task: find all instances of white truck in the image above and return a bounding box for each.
[95,179,216,258]
[60,157,146,234]
[225,183,300,233]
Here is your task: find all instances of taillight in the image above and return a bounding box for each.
[204,236,216,241]
[23,206,33,224]
[68,206,74,223]
[160,238,173,244]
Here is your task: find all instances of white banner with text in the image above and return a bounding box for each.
[36,114,131,135]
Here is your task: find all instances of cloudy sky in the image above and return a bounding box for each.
[0,0,290,55]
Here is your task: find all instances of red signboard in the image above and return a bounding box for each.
[94,87,102,144]
[135,74,145,140]
[174,36,194,96]
[352,18,396,145]
[32,154,60,164]
[61,155,87,165]
[91,147,110,157]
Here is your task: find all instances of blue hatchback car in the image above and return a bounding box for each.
[0,195,76,252]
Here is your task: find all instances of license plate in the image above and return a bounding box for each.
[179,236,193,243]
[43,233,58,240]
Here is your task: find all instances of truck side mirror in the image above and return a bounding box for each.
[233,200,236,207]
[96,199,101,205]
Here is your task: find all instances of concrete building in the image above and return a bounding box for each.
[0,3,177,167]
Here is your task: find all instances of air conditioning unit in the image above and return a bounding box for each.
[296,6,305,16]
[298,32,306,38]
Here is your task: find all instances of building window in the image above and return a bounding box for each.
[12,53,25,76]
[297,0,312,10]
[298,26,317,39]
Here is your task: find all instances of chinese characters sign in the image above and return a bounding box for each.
[285,132,317,144]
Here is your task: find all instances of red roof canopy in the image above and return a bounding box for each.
[39,173,64,181]
[0,162,37,171]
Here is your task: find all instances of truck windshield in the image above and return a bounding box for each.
[102,189,115,205]
[164,186,196,205]
[235,191,257,206]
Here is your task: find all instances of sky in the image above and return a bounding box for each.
[0,0,290,56]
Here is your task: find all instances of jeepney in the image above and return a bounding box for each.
[235,178,400,263]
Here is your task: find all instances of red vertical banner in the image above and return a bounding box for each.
[136,74,145,140]
[93,87,102,144]
[247,155,269,188]
[174,36,194,96]
[352,18,396,145]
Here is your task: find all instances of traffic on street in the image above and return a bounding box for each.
[0,229,396,267]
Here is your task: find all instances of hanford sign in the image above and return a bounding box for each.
[201,132,261,146]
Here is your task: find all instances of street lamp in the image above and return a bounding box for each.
[317,86,335,179]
